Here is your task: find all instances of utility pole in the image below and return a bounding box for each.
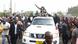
[9,0,12,15]
[3,4,5,16]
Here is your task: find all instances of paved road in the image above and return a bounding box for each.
[59,36,71,44]
[0,36,22,44]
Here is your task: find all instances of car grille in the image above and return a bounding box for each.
[30,33,44,39]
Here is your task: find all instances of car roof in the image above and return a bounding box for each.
[34,17,54,20]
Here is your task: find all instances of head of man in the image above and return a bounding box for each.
[45,31,53,44]
[16,17,19,21]
[41,6,45,10]
[3,20,6,24]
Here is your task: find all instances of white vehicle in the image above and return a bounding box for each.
[22,17,59,44]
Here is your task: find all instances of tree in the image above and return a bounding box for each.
[57,11,64,16]
[67,6,78,16]
[24,11,33,16]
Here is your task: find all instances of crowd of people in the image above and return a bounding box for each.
[54,14,78,44]
[0,5,78,44]
[0,12,78,44]
[0,5,52,44]
[0,13,32,44]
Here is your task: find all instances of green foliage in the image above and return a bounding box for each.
[0,12,5,17]
[67,6,78,16]
[57,11,64,16]
[0,11,10,17]
[24,11,33,16]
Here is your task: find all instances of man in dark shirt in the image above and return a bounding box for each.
[72,27,78,44]
[43,31,53,44]
[58,16,69,44]
[53,14,60,24]
[35,4,48,16]
[71,17,78,44]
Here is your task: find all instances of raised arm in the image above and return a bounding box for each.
[35,4,41,10]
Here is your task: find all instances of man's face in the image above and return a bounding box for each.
[16,17,19,21]
[45,35,53,42]
[45,32,53,43]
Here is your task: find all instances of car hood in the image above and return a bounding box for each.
[25,25,58,34]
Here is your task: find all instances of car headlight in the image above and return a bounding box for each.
[23,32,30,37]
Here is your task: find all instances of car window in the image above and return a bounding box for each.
[32,18,55,25]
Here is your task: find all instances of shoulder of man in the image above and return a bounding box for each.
[43,41,47,44]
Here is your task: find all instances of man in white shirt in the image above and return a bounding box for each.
[2,20,10,44]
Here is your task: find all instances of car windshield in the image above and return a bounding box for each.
[32,18,54,25]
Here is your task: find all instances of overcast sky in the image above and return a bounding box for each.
[0,0,78,13]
